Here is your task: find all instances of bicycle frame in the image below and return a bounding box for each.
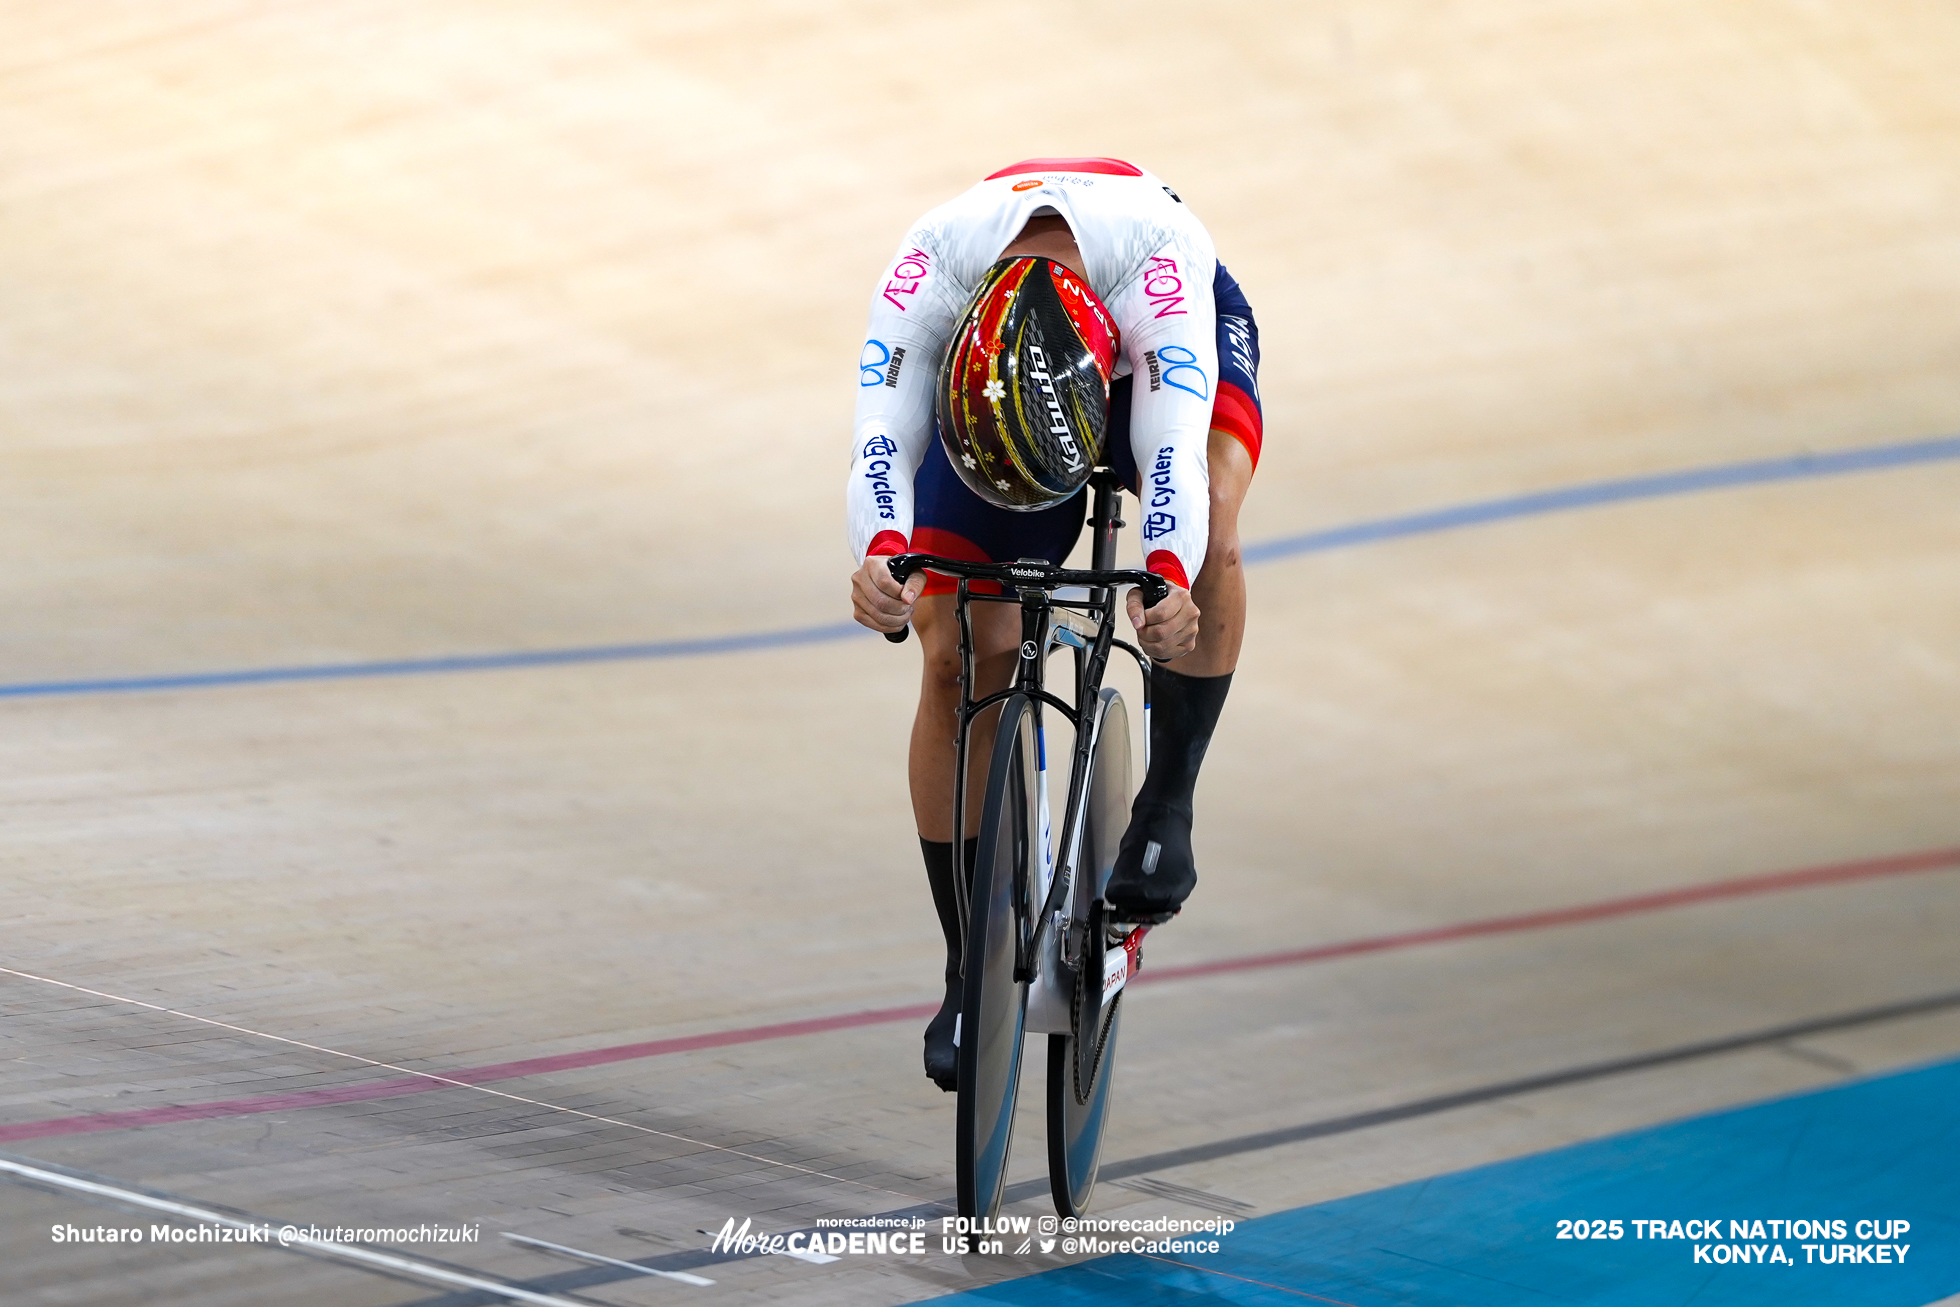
[887,469,1162,991]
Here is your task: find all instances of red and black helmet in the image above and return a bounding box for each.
[936,257,1120,511]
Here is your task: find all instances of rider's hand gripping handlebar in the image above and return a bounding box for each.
[880,554,1172,644]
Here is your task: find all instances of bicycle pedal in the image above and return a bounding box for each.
[1106,904,1176,930]
[1097,925,1147,1004]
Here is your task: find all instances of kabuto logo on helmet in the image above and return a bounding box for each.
[935,257,1119,512]
[1025,345,1082,471]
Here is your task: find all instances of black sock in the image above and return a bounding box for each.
[920,837,977,1091]
[1139,667,1233,815]
[920,837,979,984]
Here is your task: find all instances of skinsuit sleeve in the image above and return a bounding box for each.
[845,234,956,562]
[1103,240,1217,589]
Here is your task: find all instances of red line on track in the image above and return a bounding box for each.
[4,846,1955,1145]
[1134,846,1960,986]
[0,1003,940,1144]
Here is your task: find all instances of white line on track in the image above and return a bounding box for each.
[0,1156,589,1307]
[0,963,929,1204]
[502,1231,715,1284]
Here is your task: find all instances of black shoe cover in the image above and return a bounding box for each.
[1104,799,1195,921]
[923,979,959,1092]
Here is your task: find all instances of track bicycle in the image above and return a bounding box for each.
[885,469,1165,1219]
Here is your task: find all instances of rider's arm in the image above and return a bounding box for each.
[846,235,956,563]
[1103,239,1219,590]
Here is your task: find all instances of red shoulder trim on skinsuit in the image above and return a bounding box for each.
[985,157,1144,180]
[1210,381,1263,471]
[1144,550,1191,591]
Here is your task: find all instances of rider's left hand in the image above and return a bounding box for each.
[1126,582,1200,661]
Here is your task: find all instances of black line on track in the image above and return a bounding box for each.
[1085,987,1960,1180]
[364,988,1960,1305]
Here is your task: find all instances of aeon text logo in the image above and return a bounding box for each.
[1142,255,1187,318]
[882,248,932,311]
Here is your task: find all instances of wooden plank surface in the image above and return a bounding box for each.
[2,2,1957,1304]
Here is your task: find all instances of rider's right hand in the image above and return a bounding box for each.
[852,555,927,633]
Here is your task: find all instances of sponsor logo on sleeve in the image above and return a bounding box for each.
[884,346,907,387]
[1012,178,1043,191]
[1155,344,1208,400]
[861,435,900,520]
[1142,347,1208,400]
[1142,256,1186,318]
[882,248,932,312]
[1220,317,1259,401]
[860,339,891,387]
[1142,445,1176,539]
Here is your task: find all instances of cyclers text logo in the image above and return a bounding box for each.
[1026,345,1084,471]
[860,434,899,521]
[1143,445,1175,540]
[883,248,932,312]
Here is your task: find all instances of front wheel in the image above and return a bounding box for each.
[1047,687,1131,1217]
[957,693,1038,1220]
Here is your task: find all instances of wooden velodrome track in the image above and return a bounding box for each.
[4,3,1958,1304]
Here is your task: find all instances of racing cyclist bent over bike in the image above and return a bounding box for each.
[844,158,1264,1091]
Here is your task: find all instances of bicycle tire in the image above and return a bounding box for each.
[957,692,1038,1220]
[1047,687,1131,1217]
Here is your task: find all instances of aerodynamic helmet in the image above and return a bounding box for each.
[935,256,1120,511]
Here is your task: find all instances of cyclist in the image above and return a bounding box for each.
[845,158,1262,1090]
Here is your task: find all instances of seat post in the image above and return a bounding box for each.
[1087,468,1124,573]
